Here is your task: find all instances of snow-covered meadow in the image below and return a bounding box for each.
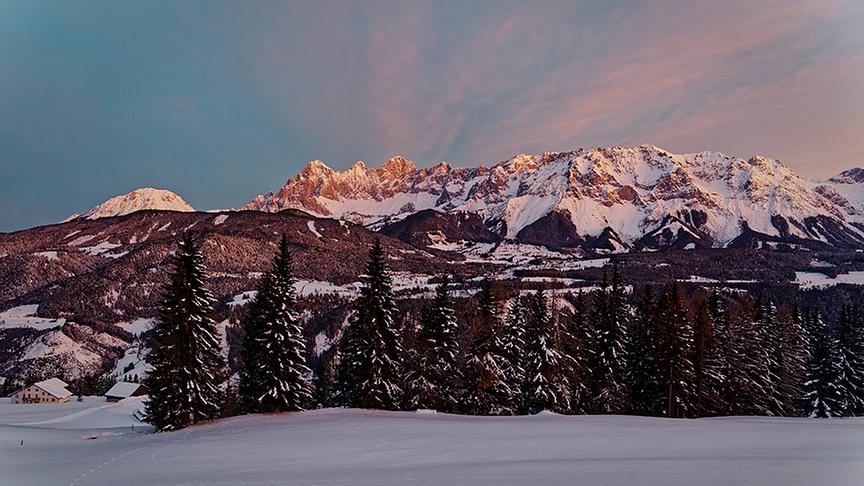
[1,399,863,485]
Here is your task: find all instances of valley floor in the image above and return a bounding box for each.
[1,399,863,485]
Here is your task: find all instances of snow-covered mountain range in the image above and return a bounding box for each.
[68,146,864,252]
[244,145,864,251]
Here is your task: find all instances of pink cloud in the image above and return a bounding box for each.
[252,0,863,176]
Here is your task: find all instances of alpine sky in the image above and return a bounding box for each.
[1,0,862,231]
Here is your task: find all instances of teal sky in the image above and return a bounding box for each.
[2,0,863,231]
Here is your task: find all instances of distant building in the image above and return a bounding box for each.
[104,381,148,402]
[10,378,71,404]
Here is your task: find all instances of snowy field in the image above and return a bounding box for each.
[1,400,863,485]
[795,271,864,289]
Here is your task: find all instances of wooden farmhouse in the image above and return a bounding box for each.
[10,378,72,404]
[105,381,148,402]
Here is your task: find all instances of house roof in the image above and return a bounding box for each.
[105,381,143,398]
[34,378,71,398]
[42,377,68,388]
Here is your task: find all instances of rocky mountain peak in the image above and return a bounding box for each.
[298,159,335,179]
[378,156,417,178]
[79,188,194,220]
[830,167,864,184]
[349,160,368,171]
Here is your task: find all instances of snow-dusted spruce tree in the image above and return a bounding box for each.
[626,284,662,416]
[403,302,434,409]
[724,301,771,416]
[311,353,339,409]
[754,297,787,416]
[705,291,735,416]
[238,235,312,414]
[836,304,864,416]
[462,278,517,415]
[562,290,590,414]
[656,283,696,418]
[786,304,813,417]
[238,275,270,413]
[406,273,460,412]
[586,266,629,414]
[775,304,809,416]
[335,239,403,410]
[803,310,845,418]
[692,298,727,417]
[500,295,527,413]
[144,233,225,431]
[522,289,570,414]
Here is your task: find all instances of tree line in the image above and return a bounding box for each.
[143,234,864,431]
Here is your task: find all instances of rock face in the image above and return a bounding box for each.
[75,188,195,220]
[380,210,500,249]
[245,146,864,251]
[829,167,864,184]
[515,210,584,248]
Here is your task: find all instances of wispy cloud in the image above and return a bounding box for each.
[1,0,862,230]
[248,0,864,175]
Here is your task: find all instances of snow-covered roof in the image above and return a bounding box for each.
[43,377,68,387]
[34,378,71,398]
[105,381,143,398]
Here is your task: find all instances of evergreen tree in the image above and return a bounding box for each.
[776,305,809,416]
[626,285,662,416]
[655,283,696,418]
[312,354,339,409]
[836,304,864,415]
[585,267,629,414]
[407,273,460,411]
[404,302,434,409]
[462,278,517,415]
[144,233,225,431]
[238,235,312,414]
[238,275,269,413]
[562,291,590,414]
[709,291,733,414]
[500,295,527,412]
[725,302,772,416]
[754,298,786,415]
[522,290,570,414]
[335,239,403,410]
[803,311,845,418]
[693,298,726,417]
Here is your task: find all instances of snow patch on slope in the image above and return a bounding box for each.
[307,220,323,238]
[0,305,66,330]
[81,241,121,256]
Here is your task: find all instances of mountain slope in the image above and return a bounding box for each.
[1,210,447,325]
[76,188,195,220]
[246,146,864,251]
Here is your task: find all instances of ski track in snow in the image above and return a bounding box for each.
[13,403,115,426]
